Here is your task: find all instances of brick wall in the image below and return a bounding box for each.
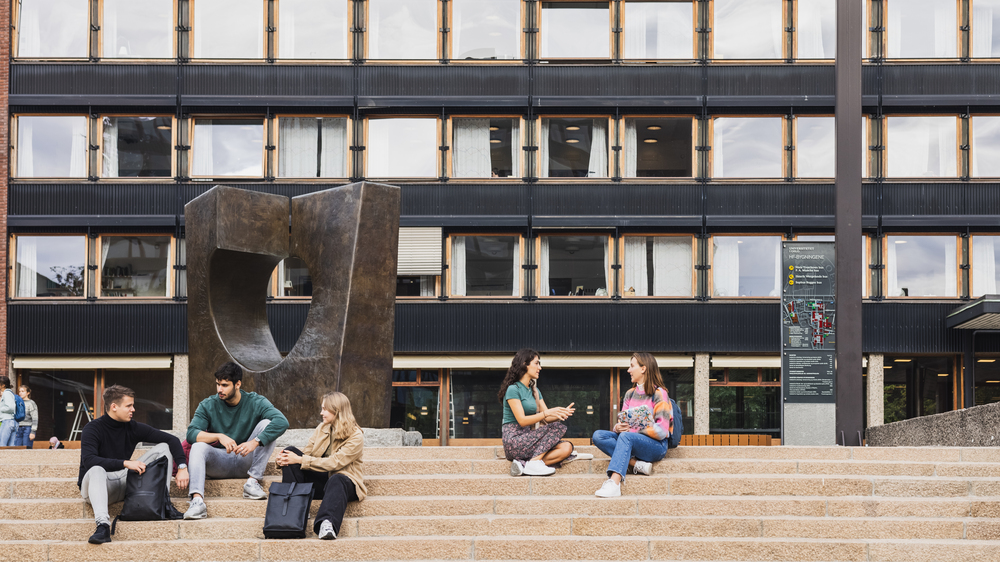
[1,0,9,376]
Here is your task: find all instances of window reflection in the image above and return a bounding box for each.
[451,369,506,438]
[14,236,86,297]
[451,236,520,296]
[541,118,608,178]
[274,257,312,297]
[709,386,780,436]
[623,117,693,178]
[541,235,609,296]
[192,119,265,177]
[368,119,438,177]
[21,371,94,441]
[972,236,1000,296]
[103,0,173,58]
[796,117,834,178]
[369,0,437,59]
[886,116,957,178]
[452,0,520,60]
[541,2,610,59]
[102,117,172,178]
[390,387,439,438]
[712,236,782,297]
[973,358,1000,406]
[100,236,172,298]
[277,0,349,59]
[886,235,957,297]
[797,0,835,59]
[16,116,88,178]
[105,371,174,429]
[17,0,89,58]
[396,276,437,296]
[622,236,693,297]
[713,118,782,178]
[973,0,1000,58]
[622,1,693,59]
[193,0,264,59]
[452,118,520,178]
[887,0,956,58]
[883,356,954,422]
[714,0,783,59]
[530,369,610,438]
[972,116,1000,177]
[277,117,348,178]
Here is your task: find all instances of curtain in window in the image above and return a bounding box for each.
[934,6,952,57]
[368,3,381,58]
[539,119,550,177]
[887,240,900,296]
[452,119,491,178]
[888,7,902,57]
[713,238,740,297]
[451,236,467,296]
[974,238,998,294]
[278,8,297,57]
[798,1,826,58]
[652,237,692,296]
[193,0,206,56]
[974,6,995,57]
[420,277,435,296]
[623,237,648,296]
[18,1,42,56]
[192,120,214,175]
[771,241,782,297]
[623,119,638,177]
[17,118,35,177]
[539,237,550,296]
[104,4,119,56]
[279,118,319,177]
[511,238,521,296]
[510,120,521,176]
[944,241,957,296]
[368,121,390,177]
[69,118,87,178]
[623,4,648,58]
[603,238,610,293]
[890,118,956,177]
[320,119,347,177]
[588,119,608,177]
[177,238,187,298]
[99,237,112,295]
[102,118,120,177]
[15,238,38,297]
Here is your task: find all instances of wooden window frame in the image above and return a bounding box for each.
[445,232,525,298]
[535,232,616,299]
[617,233,697,298]
[709,0,788,63]
[363,0,443,62]
[188,0,268,61]
[968,114,1000,179]
[188,115,268,180]
[363,116,442,181]
[882,115,963,180]
[709,115,788,181]
[536,115,615,181]
[882,0,963,62]
[97,114,178,180]
[271,114,353,180]
[882,233,962,299]
[619,0,699,62]
[97,0,178,60]
[391,368,443,387]
[96,233,176,300]
[536,0,614,61]
[618,115,698,181]
[273,0,354,61]
[708,233,785,299]
[447,0,526,62]
[9,233,90,300]
[11,114,92,180]
[965,233,1000,298]
[709,367,781,387]
[445,115,526,180]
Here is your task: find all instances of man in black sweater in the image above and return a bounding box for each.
[78,385,189,544]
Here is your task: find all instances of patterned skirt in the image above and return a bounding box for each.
[501,421,568,463]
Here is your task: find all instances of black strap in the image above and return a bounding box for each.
[281,483,295,516]
[110,515,119,535]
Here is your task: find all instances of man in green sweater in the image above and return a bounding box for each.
[182,362,289,520]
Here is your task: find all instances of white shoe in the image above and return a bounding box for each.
[632,461,653,475]
[243,477,266,500]
[563,452,594,464]
[595,478,621,497]
[183,496,207,520]
[318,519,336,540]
[522,460,556,476]
[509,460,524,476]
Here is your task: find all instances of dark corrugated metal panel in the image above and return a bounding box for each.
[180,183,347,209]
[533,66,703,97]
[863,184,879,216]
[266,303,310,353]
[182,65,355,96]
[862,301,963,354]
[10,183,179,216]
[533,184,702,217]
[359,65,529,96]
[705,184,834,216]
[880,64,1000,96]
[399,183,528,217]
[706,66,834,96]
[7,303,187,354]
[880,183,1000,217]
[11,64,177,95]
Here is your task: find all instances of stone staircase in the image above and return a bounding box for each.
[1,445,999,561]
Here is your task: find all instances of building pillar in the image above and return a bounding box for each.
[172,354,190,432]
[866,354,884,428]
[694,353,710,435]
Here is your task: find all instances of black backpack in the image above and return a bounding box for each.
[263,482,314,539]
[111,456,183,534]
[666,397,684,449]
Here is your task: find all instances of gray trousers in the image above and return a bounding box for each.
[188,419,275,498]
[81,442,172,526]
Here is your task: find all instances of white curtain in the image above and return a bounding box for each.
[539,237,550,296]
[973,237,998,295]
[193,120,214,175]
[944,241,957,297]
[714,120,725,177]
[888,5,902,57]
[603,238,610,292]
[623,3,648,59]
[771,240,782,297]
[623,236,648,296]
[15,238,38,297]
[420,276,435,296]
[104,3,120,56]
[713,238,740,297]
[17,117,34,177]
[102,118,120,178]
[451,236,467,296]
[798,1,826,59]
[279,8,296,57]
[539,118,550,178]
[510,119,521,177]
[177,238,187,297]
[511,238,521,296]
[69,117,87,178]
[18,0,41,56]
[623,119,638,177]
[368,2,381,58]
[100,237,112,295]
[934,5,952,57]
[452,119,491,177]
[974,6,995,57]
[652,237,692,296]
[320,118,347,177]
[887,240,900,296]
[588,119,608,177]
[193,0,205,57]
[278,118,319,177]
[368,121,390,177]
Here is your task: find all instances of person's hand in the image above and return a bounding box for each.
[235,439,260,457]
[29,433,35,440]
[564,403,576,418]
[217,435,237,453]
[613,422,629,433]
[175,467,189,489]
[123,460,146,474]
[279,450,302,466]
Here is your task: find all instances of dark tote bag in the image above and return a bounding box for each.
[111,456,183,534]
[263,482,314,539]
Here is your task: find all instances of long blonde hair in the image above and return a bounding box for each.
[322,392,360,440]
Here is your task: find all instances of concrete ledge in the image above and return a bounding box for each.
[866,402,1000,447]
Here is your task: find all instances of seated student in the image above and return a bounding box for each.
[276,392,365,540]
[0,376,17,446]
[49,436,65,449]
[78,385,188,545]
[183,362,289,519]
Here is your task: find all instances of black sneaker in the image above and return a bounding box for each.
[88,523,111,544]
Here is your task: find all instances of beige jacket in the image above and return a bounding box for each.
[298,423,367,501]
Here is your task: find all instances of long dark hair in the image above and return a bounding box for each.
[632,352,665,397]
[498,348,539,403]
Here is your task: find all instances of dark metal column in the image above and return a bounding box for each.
[835,0,864,445]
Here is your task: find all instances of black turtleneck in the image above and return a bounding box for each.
[77,414,185,488]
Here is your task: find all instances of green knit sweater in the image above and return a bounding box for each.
[186,390,289,445]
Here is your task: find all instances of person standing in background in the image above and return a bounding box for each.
[0,376,18,447]
[15,385,38,448]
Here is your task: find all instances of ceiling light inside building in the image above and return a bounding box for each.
[979,359,996,363]
[643,138,658,143]
[566,126,581,131]
[894,359,911,362]
[647,125,662,131]
[490,139,501,143]
[489,126,499,131]
[566,139,580,143]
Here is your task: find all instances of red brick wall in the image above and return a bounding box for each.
[1,0,9,376]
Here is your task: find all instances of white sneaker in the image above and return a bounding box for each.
[318,519,336,540]
[563,452,594,464]
[509,460,524,476]
[183,496,207,520]
[522,460,556,476]
[632,461,653,475]
[243,477,266,500]
[595,478,621,498]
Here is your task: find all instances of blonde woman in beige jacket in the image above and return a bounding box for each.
[275,392,366,540]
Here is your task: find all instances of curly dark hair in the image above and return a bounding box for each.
[497,348,540,403]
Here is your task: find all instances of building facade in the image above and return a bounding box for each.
[5,0,1000,445]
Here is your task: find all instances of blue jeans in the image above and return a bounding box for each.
[592,429,667,482]
[14,426,33,448]
[0,420,17,447]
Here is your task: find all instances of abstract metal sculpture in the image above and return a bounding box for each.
[185,183,400,428]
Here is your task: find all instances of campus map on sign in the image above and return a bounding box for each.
[781,242,836,404]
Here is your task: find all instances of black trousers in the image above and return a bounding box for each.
[281,446,359,535]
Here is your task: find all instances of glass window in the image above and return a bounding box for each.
[396,276,437,297]
[452,0,521,60]
[622,236,693,297]
[541,118,609,178]
[972,116,1000,177]
[887,0,956,58]
[277,0,349,59]
[883,356,954,423]
[451,236,521,297]
[795,117,834,178]
[102,117,172,178]
[103,0,173,58]
[622,1,693,59]
[191,118,265,177]
[16,0,89,58]
[451,369,506,438]
[369,0,437,59]
[452,118,520,178]
[973,0,1000,58]
[274,257,312,297]
[14,235,85,298]
[16,116,88,178]
[623,118,693,178]
[100,236,172,298]
[104,371,174,429]
[541,235,609,296]
[797,0,835,59]
[709,386,780,436]
[533,369,610,438]
[713,0,783,59]
[367,119,438,178]
[887,116,958,178]
[391,386,439,437]
[973,358,1000,406]
[713,118,782,178]
[192,0,264,59]
[19,370,95,442]
[796,234,869,296]
[972,236,1000,296]
[712,236,783,297]
[541,2,610,59]
[886,235,957,297]
[277,117,348,178]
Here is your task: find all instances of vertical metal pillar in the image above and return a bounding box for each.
[835,0,864,445]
